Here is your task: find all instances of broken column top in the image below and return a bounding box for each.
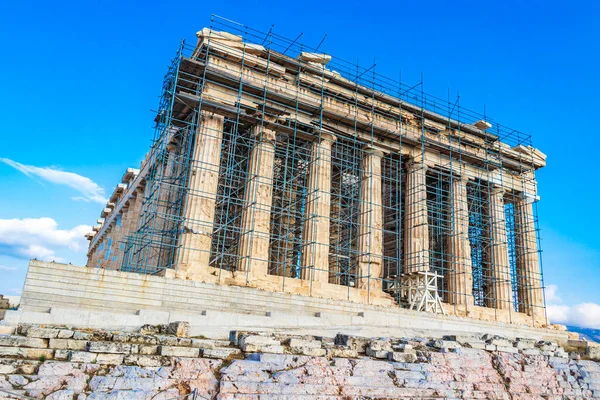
[196,27,265,55]
[473,119,492,131]
[196,27,243,42]
[121,168,140,185]
[298,52,332,66]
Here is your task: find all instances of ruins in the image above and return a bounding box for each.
[82,17,547,329]
[5,16,599,400]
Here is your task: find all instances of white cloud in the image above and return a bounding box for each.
[0,264,18,271]
[546,284,600,329]
[0,158,107,204]
[0,217,90,261]
[544,284,561,304]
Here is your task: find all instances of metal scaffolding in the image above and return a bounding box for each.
[88,14,549,326]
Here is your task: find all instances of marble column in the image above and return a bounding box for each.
[403,157,430,274]
[237,125,277,279]
[116,205,130,267]
[301,133,336,283]
[117,188,142,271]
[447,176,474,309]
[514,195,544,317]
[176,111,225,279]
[108,213,123,270]
[156,143,178,267]
[357,147,384,292]
[488,186,513,310]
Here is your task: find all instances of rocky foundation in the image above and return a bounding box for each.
[0,323,599,399]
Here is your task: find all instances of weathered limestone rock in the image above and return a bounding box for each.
[238,334,283,353]
[25,327,60,339]
[1,324,597,398]
[0,336,47,348]
[96,353,125,365]
[159,346,200,358]
[48,339,87,351]
[201,347,243,359]
[167,321,190,338]
[587,343,600,361]
[87,342,135,354]
[432,339,462,350]
[288,338,326,357]
[56,330,74,339]
[112,333,157,345]
[0,347,54,360]
[326,347,359,358]
[334,334,369,353]
[389,351,417,362]
[366,339,392,358]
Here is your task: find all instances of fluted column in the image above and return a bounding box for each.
[488,186,513,310]
[118,190,142,271]
[128,187,145,241]
[403,158,429,273]
[237,125,277,279]
[447,176,474,309]
[357,147,384,292]
[157,143,178,267]
[514,195,544,318]
[108,213,123,270]
[301,133,336,283]
[88,243,100,268]
[176,111,225,279]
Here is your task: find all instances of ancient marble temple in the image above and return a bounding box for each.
[85,23,548,328]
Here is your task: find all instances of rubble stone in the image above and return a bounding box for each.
[0,323,596,399]
[238,334,283,353]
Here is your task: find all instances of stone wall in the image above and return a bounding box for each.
[9,261,567,344]
[0,322,599,399]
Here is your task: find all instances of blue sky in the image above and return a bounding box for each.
[0,1,599,326]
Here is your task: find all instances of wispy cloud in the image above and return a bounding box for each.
[0,158,107,204]
[0,217,91,261]
[0,265,18,271]
[546,284,600,329]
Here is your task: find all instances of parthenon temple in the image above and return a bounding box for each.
[84,19,548,328]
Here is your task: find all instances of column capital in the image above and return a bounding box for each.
[251,125,277,143]
[518,191,538,204]
[314,130,337,145]
[406,157,428,173]
[490,185,506,196]
[363,145,385,158]
[451,174,467,182]
[199,110,225,121]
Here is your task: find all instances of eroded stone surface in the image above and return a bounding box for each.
[0,325,599,399]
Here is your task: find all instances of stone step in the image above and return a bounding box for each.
[22,270,387,316]
[0,335,48,348]
[0,346,54,360]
